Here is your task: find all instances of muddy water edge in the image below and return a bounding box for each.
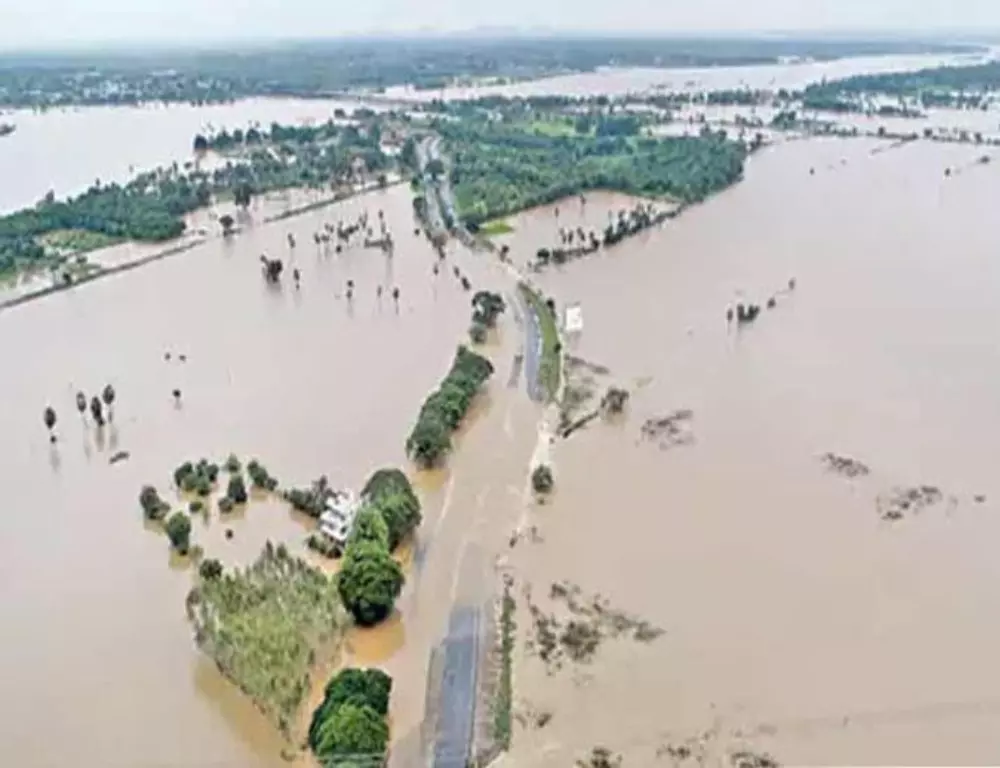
[0,181,537,767]
[501,136,1000,765]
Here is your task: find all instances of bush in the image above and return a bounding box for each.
[247,459,278,491]
[284,476,332,518]
[224,454,241,473]
[165,512,193,553]
[218,497,235,514]
[199,558,223,580]
[312,703,389,762]
[469,321,488,344]
[337,541,404,627]
[139,485,169,521]
[226,474,248,504]
[360,468,422,551]
[189,500,204,514]
[532,464,554,494]
[602,386,630,414]
[309,668,392,748]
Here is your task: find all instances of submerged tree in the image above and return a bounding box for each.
[219,214,235,236]
[165,512,193,554]
[90,396,105,427]
[43,406,57,443]
[101,384,116,421]
[75,391,87,419]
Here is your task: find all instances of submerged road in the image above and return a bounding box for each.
[432,606,480,768]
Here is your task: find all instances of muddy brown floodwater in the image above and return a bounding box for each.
[498,136,1000,765]
[0,181,538,767]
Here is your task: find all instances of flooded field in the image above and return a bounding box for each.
[0,181,537,767]
[497,135,1000,765]
[0,98,375,212]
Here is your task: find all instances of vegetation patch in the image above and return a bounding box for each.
[876,485,944,522]
[478,218,514,237]
[186,542,344,735]
[640,409,694,450]
[531,464,554,495]
[139,485,170,521]
[494,576,516,750]
[406,345,495,467]
[39,228,119,255]
[308,667,392,766]
[519,283,561,401]
[246,459,279,491]
[820,452,870,478]
[469,290,506,345]
[174,458,220,496]
[361,468,422,551]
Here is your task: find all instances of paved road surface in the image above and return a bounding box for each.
[433,606,480,768]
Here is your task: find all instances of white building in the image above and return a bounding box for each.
[318,490,361,550]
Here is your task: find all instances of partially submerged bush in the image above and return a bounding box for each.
[199,558,223,580]
[226,474,248,505]
[175,459,220,495]
[224,454,241,473]
[218,497,235,514]
[469,321,488,344]
[139,485,170,521]
[308,668,392,764]
[246,459,278,491]
[601,387,630,415]
[532,464,555,494]
[361,468,421,551]
[284,475,333,519]
[165,512,193,554]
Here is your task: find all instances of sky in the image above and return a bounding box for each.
[2,0,1000,48]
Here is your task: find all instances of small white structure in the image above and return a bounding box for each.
[564,303,584,334]
[318,490,361,550]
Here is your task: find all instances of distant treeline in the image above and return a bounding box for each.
[0,37,979,107]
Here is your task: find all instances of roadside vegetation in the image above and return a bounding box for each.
[519,283,561,401]
[406,346,495,467]
[187,541,344,735]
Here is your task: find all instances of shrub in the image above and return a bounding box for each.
[189,500,204,514]
[165,512,193,553]
[199,558,223,580]
[247,459,278,491]
[312,703,389,762]
[337,541,404,627]
[224,454,241,473]
[309,668,392,747]
[469,321,488,344]
[139,485,169,521]
[218,497,235,514]
[531,464,554,494]
[226,474,248,504]
[284,476,332,518]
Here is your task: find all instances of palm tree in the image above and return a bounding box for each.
[43,406,57,443]
[101,384,115,421]
[75,391,87,419]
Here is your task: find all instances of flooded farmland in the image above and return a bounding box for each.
[5,50,1000,767]
[0,181,536,767]
[498,136,1000,764]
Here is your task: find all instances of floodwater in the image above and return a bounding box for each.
[0,97,379,213]
[384,49,990,102]
[0,181,537,767]
[498,135,1000,764]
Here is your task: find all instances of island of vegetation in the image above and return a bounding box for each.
[406,346,495,467]
[520,284,562,402]
[0,115,392,280]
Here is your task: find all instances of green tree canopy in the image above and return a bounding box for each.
[337,541,404,627]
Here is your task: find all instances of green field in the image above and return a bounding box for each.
[478,219,514,237]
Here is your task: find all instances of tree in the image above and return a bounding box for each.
[406,413,452,467]
[233,182,253,208]
[313,703,389,761]
[471,290,505,328]
[165,512,193,553]
[469,321,488,344]
[309,668,392,750]
[601,387,630,414]
[75,391,87,418]
[139,485,169,521]
[426,158,445,179]
[101,384,115,420]
[227,474,248,504]
[337,541,404,626]
[90,396,104,426]
[193,134,209,152]
[347,507,390,549]
[43,406,56,442]
[531,464,554,494]
[219,214,235,236]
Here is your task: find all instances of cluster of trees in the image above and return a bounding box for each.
[308,668,392,765]
[438,116,746,228]
[469,290,506,344]
[803,61,1000,109]
[406,346,495,467]
[246,459,278,491]
[174,459,220,496]
[337,469,421,626]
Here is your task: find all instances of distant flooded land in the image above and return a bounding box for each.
[5,34,1000,768]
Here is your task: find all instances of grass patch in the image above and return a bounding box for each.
[479,219,514,237]
[39,229,119,255]
[494,579,516,749]
[187,541,344,735]
[520,282,561,401]
[527,118,577,137]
